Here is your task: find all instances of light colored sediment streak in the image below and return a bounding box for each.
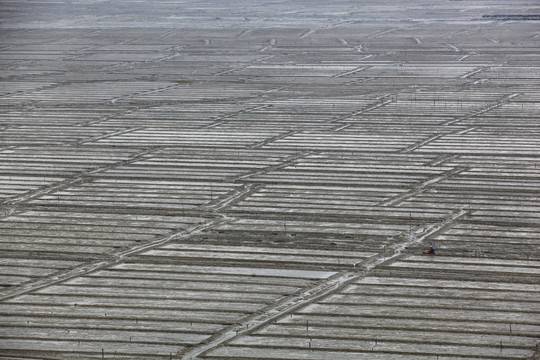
[331,123,352,132]
[333,66,368,78]
[236,28,253,38]
[460,66,488,79]
[446,43,461,52]
[299,29,317,39]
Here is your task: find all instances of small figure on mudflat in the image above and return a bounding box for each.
[424,245,435,255]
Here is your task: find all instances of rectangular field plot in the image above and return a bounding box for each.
[28,179,240,212]
[205,255,540,360]
[414,129,540,155]
[138,242,376,269]
[98,103,258,129]
[228,184,406,213]
[0,259,81,291]
[462,102,540,122]
[126,83,273,103]
[248,152,451,188]
[261,132,427,152]
[0,125,127,146]
[0,263,334,359]
[0,106,124,126]
[361,98,481,119]
[431,221,540,257]
[0,146,141,177]
[364,64,480,79]
[0,81,57,96]
[92,149,294,182]
[94,128,284,148]
[0,175,65,202]
[0,81,175,105]
[0,210,205,287]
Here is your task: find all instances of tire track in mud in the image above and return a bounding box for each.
[179,209,469,360]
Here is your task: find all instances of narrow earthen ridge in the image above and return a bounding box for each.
[179,209,468,359]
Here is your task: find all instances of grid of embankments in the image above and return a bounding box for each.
[0,1,539,359]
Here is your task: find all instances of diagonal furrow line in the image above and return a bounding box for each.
[427,154,459,167]
[333,66,369,78]
[460,66,486,78]
[76,126,145,145]
[110,82,187,104]
[205,183,259,211]
[299,29,317,39]
[330,98,393,123]
[400,133,447,153]
[248,130,296,149]
[236,28,253,39]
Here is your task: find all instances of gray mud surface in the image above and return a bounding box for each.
[0,1,539,359]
